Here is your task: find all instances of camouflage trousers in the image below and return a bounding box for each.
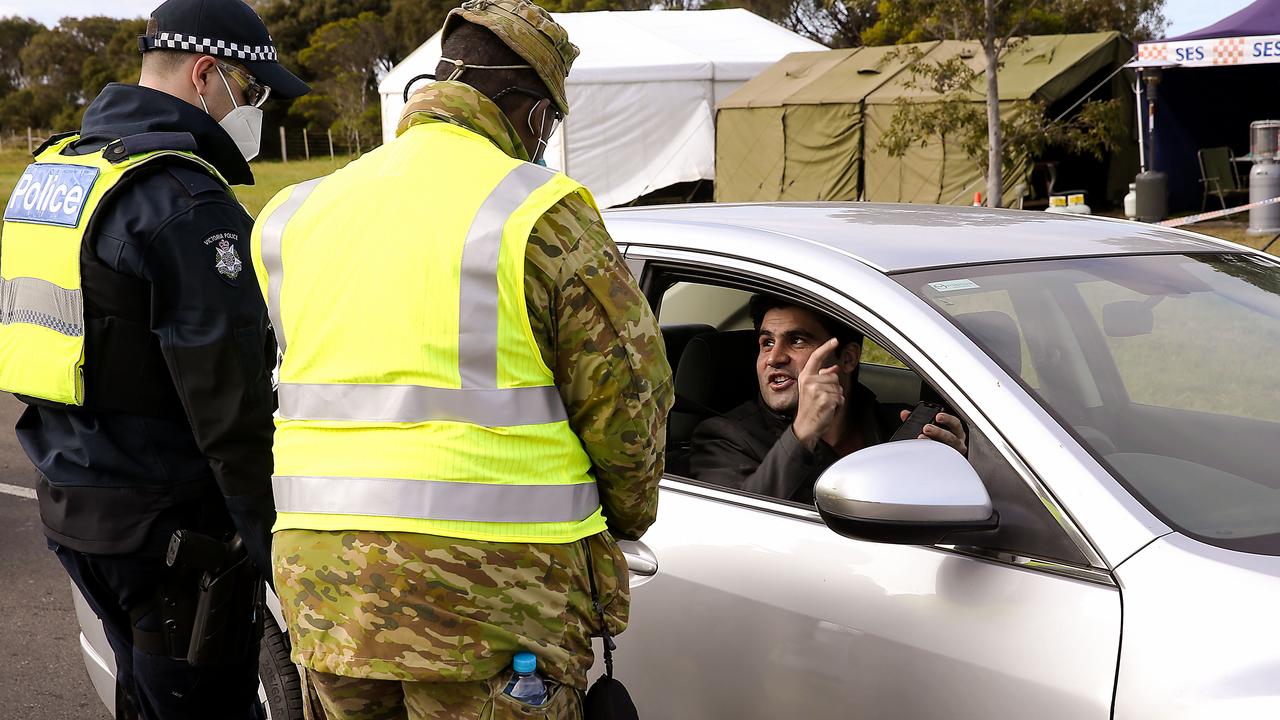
[303,667,584,720]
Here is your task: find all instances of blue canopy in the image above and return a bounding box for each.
[1135,0,1280,211]
[1166,0,1280,42]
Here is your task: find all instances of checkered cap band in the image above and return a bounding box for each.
[144,31,277,62]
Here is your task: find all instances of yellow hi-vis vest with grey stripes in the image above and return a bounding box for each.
[252,121,607,544]
[0,135,226,405]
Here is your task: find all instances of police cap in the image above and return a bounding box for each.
[139,0,310,99]
[443,0,579,116]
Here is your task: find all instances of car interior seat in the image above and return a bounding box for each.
[954,310,1022,376]
[953,310,1116,455]
[666,329,759,477]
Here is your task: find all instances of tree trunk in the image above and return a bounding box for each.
[984,0,1003,208]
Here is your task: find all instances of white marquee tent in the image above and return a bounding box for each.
[378,9,825,208]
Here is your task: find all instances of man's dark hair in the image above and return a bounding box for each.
[749,293,864,349]
[141,49,193,74]
[438,22,551,117]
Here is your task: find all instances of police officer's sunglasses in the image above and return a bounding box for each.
[216,61,271,108]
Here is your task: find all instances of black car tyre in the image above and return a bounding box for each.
[259,614,304,720]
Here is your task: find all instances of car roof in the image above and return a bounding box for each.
[603,202,1235,273]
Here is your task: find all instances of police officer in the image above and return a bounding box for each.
[0,1,307,718]
[257,2,673,718]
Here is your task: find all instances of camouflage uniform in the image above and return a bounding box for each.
[271,3,673,718]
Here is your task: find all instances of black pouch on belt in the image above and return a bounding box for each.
[166,531,263,667]
[581,540,639,720]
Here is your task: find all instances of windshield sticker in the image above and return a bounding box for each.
[928,279,980,293]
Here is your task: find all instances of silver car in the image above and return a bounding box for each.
[77,203,1280,718]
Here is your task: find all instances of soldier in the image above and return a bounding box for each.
[253,1,673,718]
[0,1,308,718]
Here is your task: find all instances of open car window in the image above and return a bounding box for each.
[652,270,1089,566]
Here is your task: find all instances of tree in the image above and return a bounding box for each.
[727,0,878,48]
[0,17,42,95]
[383,0,461,63]
[7,17,147,131]
[251,0,392,66]
[864,0,1162,206]
[863,0,1167,46]
[297,12,390,147]
[876,43,1125,207]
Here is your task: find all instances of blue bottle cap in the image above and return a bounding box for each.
[513,651,537,674]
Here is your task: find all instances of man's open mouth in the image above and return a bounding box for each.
[767,372,794,391]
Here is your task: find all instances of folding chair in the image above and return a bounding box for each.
[1198,146,1249,211]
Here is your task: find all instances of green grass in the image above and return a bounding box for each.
[0,148,33,205]
[238,157,352,217]
[0,147,350,220]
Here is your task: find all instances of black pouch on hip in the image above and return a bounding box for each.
[166,531,263,667]
[582,539,639,720]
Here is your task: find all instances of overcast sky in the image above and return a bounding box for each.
[0,0,1264,38]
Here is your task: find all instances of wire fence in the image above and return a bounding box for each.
[272,126,381,163]
[0,129,54,154]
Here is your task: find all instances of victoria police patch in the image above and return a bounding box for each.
[204,231,243,284]
[215,240,243,280]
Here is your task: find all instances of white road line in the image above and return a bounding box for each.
[0,482,36,500]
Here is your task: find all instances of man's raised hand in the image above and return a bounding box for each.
[793,338,844,450]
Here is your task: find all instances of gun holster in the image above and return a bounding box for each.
[154,530,263,667]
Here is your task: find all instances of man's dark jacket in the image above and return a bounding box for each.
[690,384,901,504]
[13,83,275,572]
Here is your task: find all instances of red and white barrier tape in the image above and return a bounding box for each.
[1159,195,1280,228]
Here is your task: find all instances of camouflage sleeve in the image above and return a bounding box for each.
[526,193,673,541]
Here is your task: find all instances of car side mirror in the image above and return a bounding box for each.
[814,440,998,545]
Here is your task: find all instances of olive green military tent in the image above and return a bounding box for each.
[716,32,1137,206]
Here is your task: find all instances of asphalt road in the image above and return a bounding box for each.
[0,393,112,719]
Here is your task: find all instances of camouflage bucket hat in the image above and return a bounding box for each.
[443,0,578,116]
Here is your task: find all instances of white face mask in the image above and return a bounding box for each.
[528,101,557,166]
[199,64,264,162]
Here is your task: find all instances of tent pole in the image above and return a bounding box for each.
[1136,69,1148,173]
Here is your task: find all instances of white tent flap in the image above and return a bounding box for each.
[378,9,825,207]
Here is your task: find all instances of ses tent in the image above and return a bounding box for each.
[1135,0,1280,211]
[378,9,824,209]
[716,32,1136,207]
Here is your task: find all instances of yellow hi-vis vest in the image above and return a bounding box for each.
[251,121,607,544]
[0,135,226,405]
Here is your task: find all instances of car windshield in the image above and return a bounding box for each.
[901,253,1280,555]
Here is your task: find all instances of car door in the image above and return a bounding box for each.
[612,247,1122,720]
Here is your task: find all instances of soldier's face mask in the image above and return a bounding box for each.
[402,59,564,165]
[400,57,537,101]
[492,87,561,165]
[527,100,557,166]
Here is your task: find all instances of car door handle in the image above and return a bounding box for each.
[619,540,657,576]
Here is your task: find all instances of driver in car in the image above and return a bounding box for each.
[691,294,968,503]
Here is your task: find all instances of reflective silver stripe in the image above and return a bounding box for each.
[458,163,557,388]
[278,382,566,426]
[0,276,84,337]
[273,475,600,523]
[259,177,324,352]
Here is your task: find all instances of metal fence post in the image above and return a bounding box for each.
[279,126,288,163]
[327,129,335,161]
[27,127,33,154]
[303,127,310,161]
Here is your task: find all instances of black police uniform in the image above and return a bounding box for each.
[16,84,275,720]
